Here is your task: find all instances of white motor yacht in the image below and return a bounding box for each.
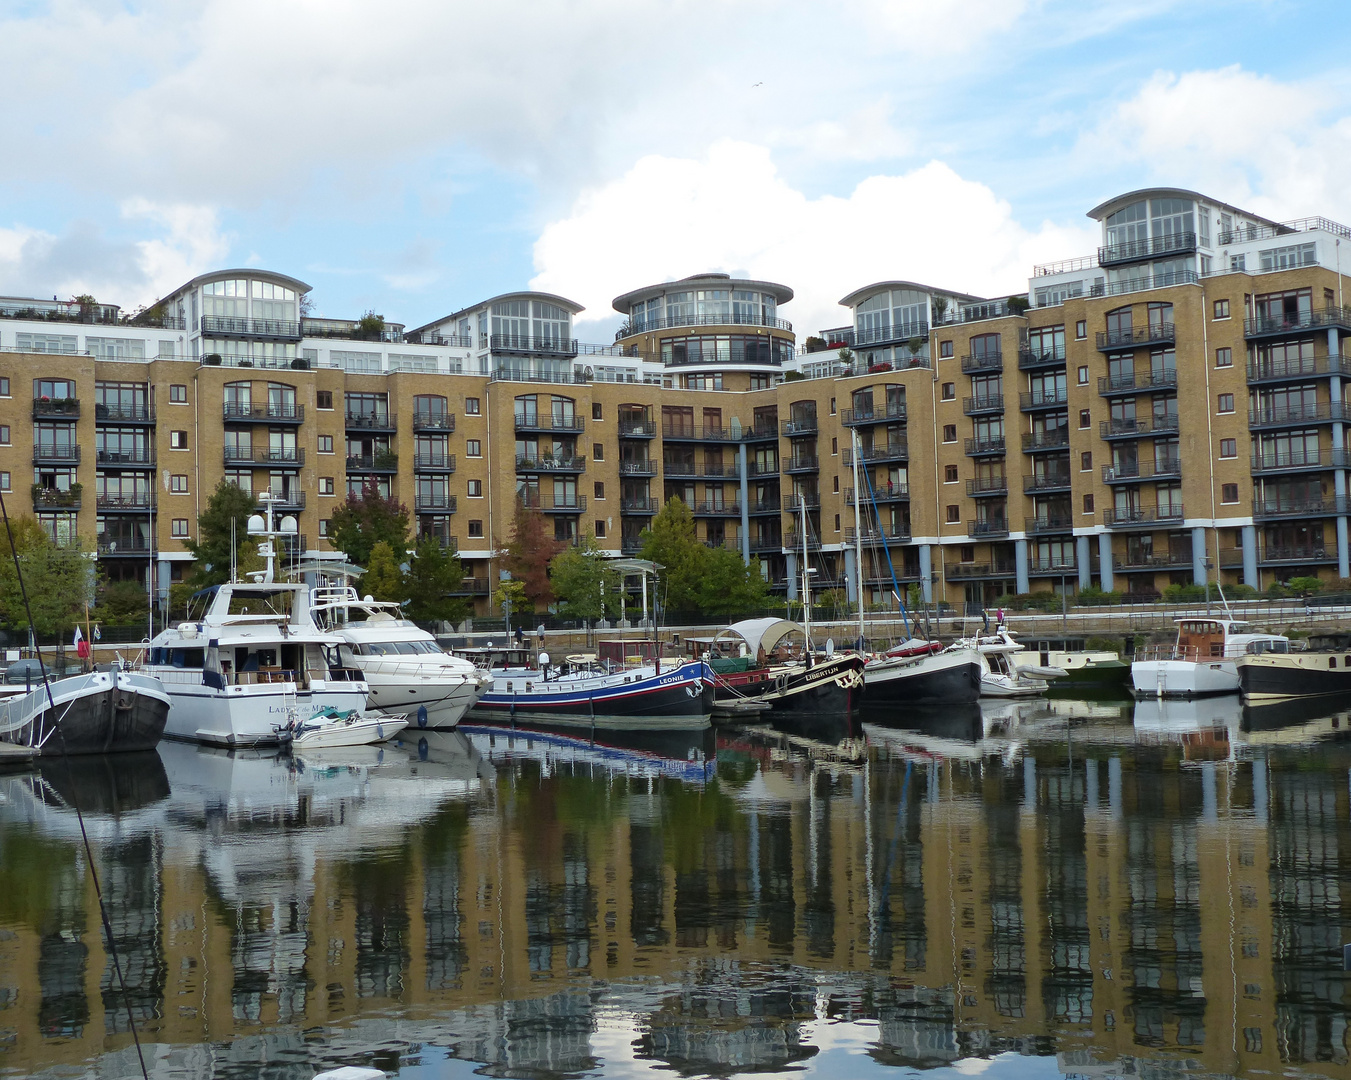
[949,629,1064,698]
[309,585,492,729]
[1132,617,1288,698]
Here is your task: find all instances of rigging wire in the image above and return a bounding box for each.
[860,465,911,638]
[0,492,151,1080]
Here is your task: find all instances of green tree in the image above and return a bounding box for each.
[549,535,623,621]
[0,519,92,637]
[361,541,405,602]
[403,538,469,625]
[491,579,528,623]
[328,482,410,568]
[502,502,561,609]
[639,498,707,612]
[91,579,148,626]
[698,547,770,616]
[184,480,258,588]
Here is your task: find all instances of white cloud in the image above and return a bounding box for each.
[530,141,1098,337]
[122,199,233,298]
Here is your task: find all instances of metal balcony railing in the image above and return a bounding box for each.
[95,403,154,423]
[963,395,1004,416]
[513,412,585,433]
[1096,323,1176,351]
[1098,231,1196,266]
[413,453,457,472]
[1098,416,1179,439]
[223,402,304,423]
[200,315,300,339]
[1102,505,1185,527]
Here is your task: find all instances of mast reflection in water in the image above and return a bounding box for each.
[0,702,1349,1079]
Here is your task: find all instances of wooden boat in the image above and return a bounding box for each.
[700,618,864,717]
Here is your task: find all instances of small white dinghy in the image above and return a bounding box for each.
[287,708,408,750]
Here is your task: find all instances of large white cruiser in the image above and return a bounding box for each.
[308,585,491,729]
[1132,617,1288,697]
[146,581,371,747]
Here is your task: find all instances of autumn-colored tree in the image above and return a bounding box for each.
[501,501,561,610]
[328,482,410,568]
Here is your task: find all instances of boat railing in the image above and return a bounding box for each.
[357,657,468,677]
[0,672,110,748]
[229,669,299,686]
[324,666,368,682]
[1133,644,1206,662]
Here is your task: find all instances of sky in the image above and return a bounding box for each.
[1,0,1350,343]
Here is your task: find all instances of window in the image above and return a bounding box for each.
[169,384,187,403]
[942,424,957,442]
[468,519,484,538]
[316,390,333,410]
[318,519,329,538]
[0,473,10,492]
[1079,409,1090,429]
[1216,347,1232,368]
[593,442,604,461]
[946,504,960,523]
[170,474,188,493]
[1222,483,1240,504]
[936,465,955,485]
[467,439,482,457]
[960,545,975,562]
[1082,493,1094,513]
[832,475,839,493]
[318,435,334,454]
[0,426,9,445]
[1220,438,1237,458]
[1218,393,1234,413]
[942,382,955,400]
[170,430,188,449]
[940,341,954,358]
[1081,451,1092,471]
[829,397,836,415]
[171,518,189,538]
[468,479,482,497]
[592,402,603,420]
[595,520,607,538]
[831,437,838,455]
[319,477,335,495]
[1075,320,1086,340]
[834,514,841,532]
[594,481,605,499]
[1214,299,1230,319]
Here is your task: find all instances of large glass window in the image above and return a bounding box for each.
[1105,201,1147,249]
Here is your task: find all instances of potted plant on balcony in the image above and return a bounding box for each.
[374,449,398,470]
[204,353,222,365]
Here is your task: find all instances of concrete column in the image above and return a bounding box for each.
[1014,539,1030,595]
[1201,762,1218,824]
[1108,755,1123,819]
[1191,526,1207,586]
[1242,524,1259,589]
[843,546,858,604]
[1332,366,1349,576]
[1076,534,1092,591]
[1252,756,1268,825]
[786,552,799,601]
[738,443,751,564]
[1084,758,1100,814]
[1340,517,1351,580]
[1098,532,1115,591]
[1022,757,1036,814]
[918,544,933,603]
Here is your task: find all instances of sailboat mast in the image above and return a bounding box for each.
[850,428,865,650]
[799,495,811,649]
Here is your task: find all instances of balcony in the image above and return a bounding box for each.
[1102,506,1185,528]
[664,461,734,479]
[748,497,781,515]
[743,424,779,442]
[784,493,821,511]
[1025,515,1074,535]
[345,411,397,434]
[967,476,1008,498]
[946,561,1017,580]
[960,352,1003,375]
[620,496,660,514]
[1096,323,1176,352]
[693,500,742,517]
[661,424,733,442]
[841,402,907,426]
[1259,545,1336,565]
[1101,460,1182,484]
[1021,430,1071,453]
[95,403,154,424]
[747,461,779,478]
[1098,416,1179,440]
[453,577,492,596]
[415,532,458,554]
[97,538,152,556]
[843,441,908,465]
[620,537,645,555]
[968,519,1010,539]
[96,492,155,512]
[1253,496,1350,520]
[963,394,1004,416]
[519,493,586,513]
[1244,306,1351,341]
[782,455,820,474]
[618,458,658,476]
[515,454,586,473]
[1097,370,1178,397]
[1251,447,1351,474]
[513,412,585,435]
[1247,354,1351,385]
[32,398,80,420]
[619,312,793,336]
[1018,346,1066,371]
[618,417,657,438]
[343,452,395,473]
[1113,552,1194,571]
[1098,231,1196,267]
[845,484,908,505]
[845,524,911,543]
[781,415,819,436]
[703,537,744,551]
[32,488,81,511]
[411,411,456,433]
[488,334,579,357]
[783,530,822,552]
[268,491,305,513]
[33,445,80,465]
[200,315,300,339]
[222,402,305,424]
[1249,401,1345,430]
[1020,389,1069,412]
[1029,557,1078,576]
[414,494,458,514]
[413,452,457,473]
[749,535,782,552]
[965,437,1006,457]
[1024,473,1072,494]
[96,448,156,468]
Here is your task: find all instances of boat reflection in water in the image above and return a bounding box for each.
[461,720,717,785]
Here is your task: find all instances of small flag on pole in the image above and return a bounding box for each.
[74,625,90,660]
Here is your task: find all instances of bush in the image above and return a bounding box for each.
[1084,635,1122,652]
[1162,583,1207,603]
[204,353,222,365]
[1226,583,1258,600]
[1287,575,1323,594]
[1265,582,1290,599]
[1075,586,1122,606]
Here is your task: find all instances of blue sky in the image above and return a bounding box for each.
[1,0,1349,341]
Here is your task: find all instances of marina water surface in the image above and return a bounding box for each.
[0,696,1349,1080]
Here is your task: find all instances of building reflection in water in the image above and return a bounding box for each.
[0,703,1348,1079]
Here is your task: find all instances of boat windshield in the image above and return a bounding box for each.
[1246,638,1289,655]
[358,640,442,656]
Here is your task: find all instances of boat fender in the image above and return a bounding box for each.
[417,704,428,729]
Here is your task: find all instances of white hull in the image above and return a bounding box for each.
[152,670,369,747]
[362,669,487,729]
[1131,659,1239,697]
[980,675,1046,698]
[291,714,408,749]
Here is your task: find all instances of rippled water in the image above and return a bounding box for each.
[1,694,1350,1080]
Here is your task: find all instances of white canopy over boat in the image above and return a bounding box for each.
[714,618,803,658]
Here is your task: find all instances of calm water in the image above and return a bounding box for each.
[2,695,1351,1080]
